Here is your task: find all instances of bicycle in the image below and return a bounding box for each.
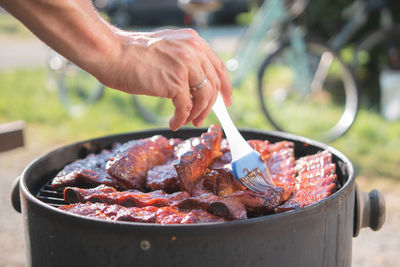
[257,0,400,141]
[142,0,359,141]
[47,0,322,126]
[47,50,105,117]
[48,0,399,141]
[132,0,319,125]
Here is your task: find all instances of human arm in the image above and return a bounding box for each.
[0,0,233,130]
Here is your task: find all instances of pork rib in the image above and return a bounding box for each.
[106,135,174,190]
[60,202,159,223]
[145,163,181,193]
[60,202,225,224]
[264,147,296,202]
[64,185,190,208]
[173,124,222,193]
[192,168,284,214]
[176,192,247,220]
[275,150,337,212]
[51,150,119,189]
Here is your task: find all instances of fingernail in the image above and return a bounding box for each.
[169,118,178,131]
[195,120,204,128]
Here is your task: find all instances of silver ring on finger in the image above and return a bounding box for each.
[190,77,208,93]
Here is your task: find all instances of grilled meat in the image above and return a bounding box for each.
[60,202,159,223]
[64,185,190,208]
[145,163,181,193]
[55,126,338,224]
[275,150,337,212]
[106,135,174,190]
[264,147,296,202]
[173,124,222,193]
[176,192,247,220]
[51,150,119,189]
[156,207,225,224]
[193,168,284,214]
[60,202,225,224]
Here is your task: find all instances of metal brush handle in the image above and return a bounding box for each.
[212,93,253,161]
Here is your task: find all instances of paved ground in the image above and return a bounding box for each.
[0,36,48,70]
[0,25,243,71]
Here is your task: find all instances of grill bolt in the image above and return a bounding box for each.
[140,240,151,251]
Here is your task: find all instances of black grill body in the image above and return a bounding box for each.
[13,128,358,267]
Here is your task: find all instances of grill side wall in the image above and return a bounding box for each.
[18,129,355,267]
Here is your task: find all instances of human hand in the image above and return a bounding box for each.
[95,28,233,131]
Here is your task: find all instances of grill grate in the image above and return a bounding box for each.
[36,180,66,207]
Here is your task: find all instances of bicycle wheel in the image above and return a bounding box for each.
[50,54,105,116]
[257,40,358,141]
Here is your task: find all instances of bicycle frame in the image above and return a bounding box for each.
[329,0,393,52]
[226,0,291,87]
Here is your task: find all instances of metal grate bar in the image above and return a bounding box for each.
[36,180,66,207]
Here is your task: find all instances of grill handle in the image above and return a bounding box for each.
[11,176,21,213]
[353,183,386,237]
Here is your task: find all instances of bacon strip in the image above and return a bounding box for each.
[106,135,174,190]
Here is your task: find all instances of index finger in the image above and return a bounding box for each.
[169,91,193,131]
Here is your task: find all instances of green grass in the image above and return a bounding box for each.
[0,13,32,38]
[1,67,399,180]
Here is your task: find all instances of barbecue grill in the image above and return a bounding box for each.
[11,128,385,267]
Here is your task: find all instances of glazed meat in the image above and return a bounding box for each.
[145,163,181,193]
[264,147,296,202]
[176,192,247,220]
[106,135,174,190]
[210,139,295,203]
[54,125,339,224]
[193,168,284,214]
[247,140,270,156]
[63,185,246,220]
[145,126,223,193]
[60,202,159,223]
[64,185,190,208]
[51,150,119,189]
[156,207,226,224]
[144,137,201,193]
[276,150,337,212]
[173,125,222,193]
[193,168,245,196]
[60,202,225,224]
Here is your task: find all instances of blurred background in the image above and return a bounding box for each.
[1,0,399,266]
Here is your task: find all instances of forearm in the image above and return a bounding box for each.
[1,0,233,131]
[0,0,118,77]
